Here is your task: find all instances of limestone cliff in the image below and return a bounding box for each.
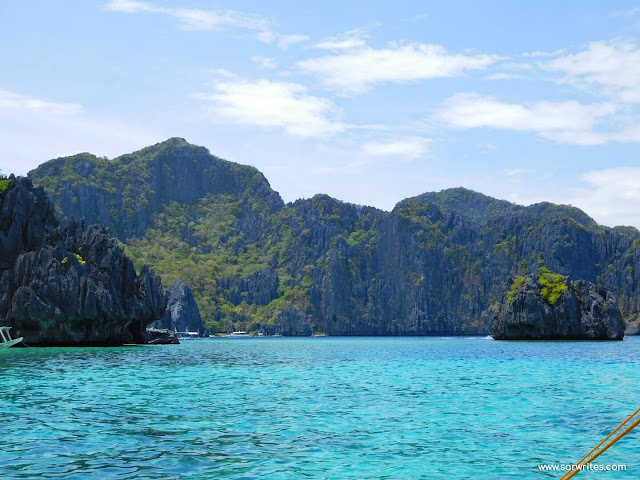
[0,177,166,346]
[252,307,312,336]
[27,139,640,335]
[150,280,205,335]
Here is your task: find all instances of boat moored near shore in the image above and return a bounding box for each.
[176,331,200,340]
[227,331,249,337]
[0,327,23,348]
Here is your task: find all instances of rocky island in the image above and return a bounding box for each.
[492,268,625,340]
[0,177,166,346]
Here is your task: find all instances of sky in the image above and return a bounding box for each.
[2,1,640,227]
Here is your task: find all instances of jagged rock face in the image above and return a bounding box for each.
[147,328,179,344]
[27,140,640,335]
[219,267,279,306]
[151,280,205,334]
[275,307,312,336]
[625,318,640,335]
[308,205,479,335]
[0,177,57,269]
[0,178,166,346]
[492,274,624,340]
[253,307,312,336]
[304,195,639,336]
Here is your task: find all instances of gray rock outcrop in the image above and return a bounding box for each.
[625,318,640,335]
[492,273,624,340]
[219,267,279,306]
[147,328,179,344]
[275,307,312,336]
[253,307,312,336]
[0,178,166,346]
[150,280,205,335]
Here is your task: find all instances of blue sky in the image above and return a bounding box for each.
[2,1,640,227]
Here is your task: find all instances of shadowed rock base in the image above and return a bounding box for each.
[252,307,312,336]
[147,328,180,344]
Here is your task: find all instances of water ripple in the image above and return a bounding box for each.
[1,338,639,479]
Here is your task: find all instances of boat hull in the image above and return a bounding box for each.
[0,337,23,348]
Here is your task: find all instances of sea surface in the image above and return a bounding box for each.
[1,337,640,479]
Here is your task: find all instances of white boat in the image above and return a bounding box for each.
[176,331,200,340]
[227,331,249,337]
[0,327,23,348]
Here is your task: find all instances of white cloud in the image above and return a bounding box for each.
[209,68,237,79]
[543,40,640,102]
[256,31,276,44]
[0,89,83,116]
[107,1,309,50]
[609,124,640,142]
[522,49,566,58]
[612,7,640,17]
[486,72,522,80]
[502,168,535,185]
[479,143,497,153]
[172,8,264,31]
[313,29,370,50]
[434,93,617,145]
[0,88,156,176]
[277,34,309,50]
[104,0,152,14]
[362,137,429,159]
[106,0,268,32]
[251,56,276,69]
[501,62,535,71]
[569,167,640,227]
[257,31,309,50]
[193,79,344,137]
[298,43,501,94]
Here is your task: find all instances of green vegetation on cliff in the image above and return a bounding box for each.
[508,268,568,305]
[28,139,640,335]
[0,171,10,194]
[507,276,525,303]
[538,267,568,305]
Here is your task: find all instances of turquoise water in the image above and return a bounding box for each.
[1,337,640,479]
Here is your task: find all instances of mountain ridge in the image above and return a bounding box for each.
[29,137,284,240]
[32,138,638,231]
[27,138,640,335]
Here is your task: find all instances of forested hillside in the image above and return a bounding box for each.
[29,138,640,334]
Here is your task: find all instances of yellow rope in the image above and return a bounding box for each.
[559,408,640,480]
[558,407,640,480]
[561,415,640,480]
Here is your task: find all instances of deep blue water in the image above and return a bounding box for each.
[1,337,639,479]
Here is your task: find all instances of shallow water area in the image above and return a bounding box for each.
[1,337,639,479]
